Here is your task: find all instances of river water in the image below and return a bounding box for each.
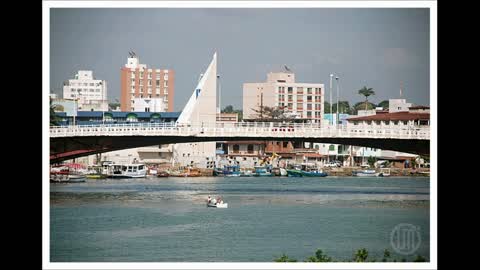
[50,176,430,262]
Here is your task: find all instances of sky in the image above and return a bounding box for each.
[50,8,430,111]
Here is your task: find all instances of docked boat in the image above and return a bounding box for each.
[104,163,147,178]
[169,167,202,177]
[286,169,327,177]
[287,164,327,177]
[253,166,272,176]
[157,171,170,177]
[271,167,288,176]
[352,169,377,177]
[50,165,87,183]
[302,170,328,177]
[85,174,106,179]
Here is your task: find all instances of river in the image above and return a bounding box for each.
[50,176,430,262]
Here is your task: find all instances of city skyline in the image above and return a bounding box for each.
[50,8,429,111]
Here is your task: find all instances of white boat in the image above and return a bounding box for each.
[207,202,228,208]
[206,197,228,208]
[353,169,377,177]
[104,163,147,178]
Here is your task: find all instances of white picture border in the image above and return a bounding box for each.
[43,1,437,269]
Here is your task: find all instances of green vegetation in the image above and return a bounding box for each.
[274,254,297,262]
[274,248,428,263]
[367,156,377,168]
[358,86,376,110]
[251,105,289,121]
[378,100,389,109]
[333,101,351,114]
[221,105,243,121]
[50,99,61,126]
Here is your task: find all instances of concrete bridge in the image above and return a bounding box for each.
[50,122,430,163]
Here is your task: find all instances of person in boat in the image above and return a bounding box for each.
[207,196,211,204]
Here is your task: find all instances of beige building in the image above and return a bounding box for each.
[243,71,325,123]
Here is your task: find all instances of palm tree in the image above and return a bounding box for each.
[50,99,61,126]
[358,86,375,110]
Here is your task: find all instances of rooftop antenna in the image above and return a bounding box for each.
[284,65,291,72]
[400,81,403,98]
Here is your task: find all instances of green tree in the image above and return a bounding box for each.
[324,101,331,113]
[50,99,62,126]
[413,255,426,262]
[358,86,375,110]
[353,101,376,112]
[367,156,377,168]
[378,100,389,109]
[251,105,288,121]
[333,101,351,114]
[274,254,297,262]
[221,105,234,113]
[305,249,332,262]
[382,249,391,262]
[353,248,369,262]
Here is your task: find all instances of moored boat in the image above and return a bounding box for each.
[352,169,377,177]
[105,163,147,178]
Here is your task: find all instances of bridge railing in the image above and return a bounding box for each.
[50,122,430,140]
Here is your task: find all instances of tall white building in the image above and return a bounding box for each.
[63,70,108,111]
[243,71,325,123]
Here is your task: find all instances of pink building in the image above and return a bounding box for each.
[120,54,175,112]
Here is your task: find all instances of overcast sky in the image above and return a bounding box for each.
[50,8,429,111]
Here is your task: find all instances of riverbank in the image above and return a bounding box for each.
[191,167,429,177]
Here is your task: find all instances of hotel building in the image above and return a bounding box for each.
[120,54,175,112]
[63,70,108,111]
[243,71,325,123]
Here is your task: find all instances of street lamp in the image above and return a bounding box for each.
[217,74,221,115]
[329,74,334,127]
[335,76,339,128]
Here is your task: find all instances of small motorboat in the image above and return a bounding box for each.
[206,197,228,208]
[207,202,228,208]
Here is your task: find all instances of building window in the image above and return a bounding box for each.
[297,87,303,94]
[307,88,312,94]
[233,144,239,153]
[148,80,152,86]
[288,95,293,102]
[288,87,293,94]
[156,80,160,85]
[247,144,254,154]
[307,111,312,118]
[307,96,312,102]
[164,74,169,80]
[145,108,150,112]
[283,142,288,148]
[164,81,168,87]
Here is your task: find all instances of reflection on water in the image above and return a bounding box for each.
[51,176,430,262]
